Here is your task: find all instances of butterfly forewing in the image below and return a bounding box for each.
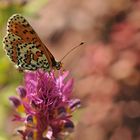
[3,14,55,71]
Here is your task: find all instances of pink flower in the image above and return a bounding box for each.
[10,70,80,140]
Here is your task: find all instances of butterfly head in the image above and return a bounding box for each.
[54,61,62,70]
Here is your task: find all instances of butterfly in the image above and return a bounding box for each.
[3,14,62,71]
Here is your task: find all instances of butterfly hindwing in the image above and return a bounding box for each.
[3,32,21,63]
[17,43,50,70]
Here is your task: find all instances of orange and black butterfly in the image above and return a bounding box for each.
[3,14,84,71]
[3,14,62,71]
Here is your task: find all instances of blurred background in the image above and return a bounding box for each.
[0,0,140,140]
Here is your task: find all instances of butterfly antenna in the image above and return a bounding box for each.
[60,42,85,62]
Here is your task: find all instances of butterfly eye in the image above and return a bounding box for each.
[55,62,62,70]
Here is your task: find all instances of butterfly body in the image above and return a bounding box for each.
[3,14,62,71]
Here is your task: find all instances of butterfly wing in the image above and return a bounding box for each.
[3,14,55,71]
